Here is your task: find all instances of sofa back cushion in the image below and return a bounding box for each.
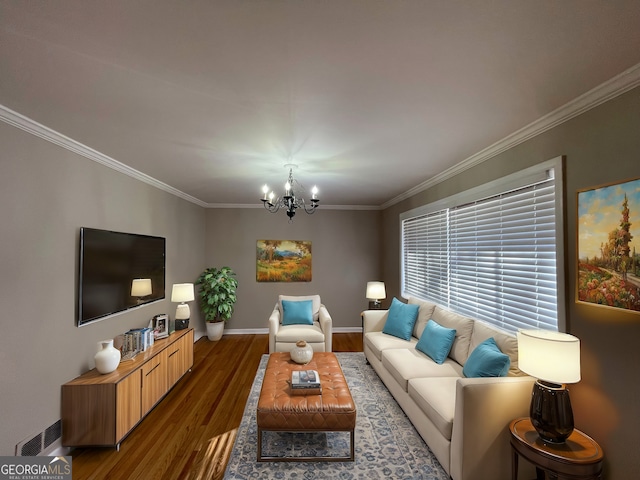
[408,297,437,339]
[431,307,475,365]
[278,294,321,321]
[469,320,522,376]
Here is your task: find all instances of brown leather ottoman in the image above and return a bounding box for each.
[257,352,356,462]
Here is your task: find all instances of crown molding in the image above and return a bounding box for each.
[382,62,640,209]
[0,105,209,208]
[205,203,381,210]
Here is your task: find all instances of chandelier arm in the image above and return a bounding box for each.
[261,198,282,213]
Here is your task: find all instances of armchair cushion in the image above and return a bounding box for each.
[281,299,314,325]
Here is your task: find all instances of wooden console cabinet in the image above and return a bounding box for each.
[62,328,194,449]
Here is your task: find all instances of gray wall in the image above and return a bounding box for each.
[202,208,381,331]
[381,86,640,479]
[0,122,206,455]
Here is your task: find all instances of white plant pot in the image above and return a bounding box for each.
[206,321,225,341]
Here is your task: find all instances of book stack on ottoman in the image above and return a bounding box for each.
[290,369,322,395]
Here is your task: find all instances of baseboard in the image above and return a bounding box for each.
[222,327,362,334]
[332,327,363,333]
[193,327,362,340]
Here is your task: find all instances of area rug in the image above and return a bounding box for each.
[223,352,449,479]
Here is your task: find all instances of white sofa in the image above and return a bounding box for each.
[363,297,535,480]
[269,294,333,353]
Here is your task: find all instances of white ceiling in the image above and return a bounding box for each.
[2,1,640,208]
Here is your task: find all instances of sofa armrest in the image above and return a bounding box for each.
[450,376,535,480]
[319,304,332,351]
[362,309,388,334]
[268,304,281,353]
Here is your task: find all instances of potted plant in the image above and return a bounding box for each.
[195,266,238,341]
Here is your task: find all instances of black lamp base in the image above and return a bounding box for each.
[530,380,574,443]
[175,318,190,330]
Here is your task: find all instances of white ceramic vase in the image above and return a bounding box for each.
[291,340,314,364]
[206,321,224,341]
[95,339,121,374]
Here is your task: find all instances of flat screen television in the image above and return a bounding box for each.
[78,227,166,326]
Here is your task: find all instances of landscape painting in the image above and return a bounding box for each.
[256,240,312,282]
[578,177,640,313]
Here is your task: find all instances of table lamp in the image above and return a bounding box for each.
[131,278,152,305]
[172,283,195,330]
[366,281,386,309]
[517,329,581,443]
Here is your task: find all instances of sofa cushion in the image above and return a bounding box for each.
[469,320,521,376]
[275,322,325,343]
[279,294,321,321]
[364,332,417,362]
[408,297,437,339]
[431,307,475,365]
[383,297,419,340]
[463,337,510,378]
[382,348,463,391]
[416,320,457,364]
[281,299,313,325]
[408,377,458,440]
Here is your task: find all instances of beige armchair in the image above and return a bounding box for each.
[268,294,332,353]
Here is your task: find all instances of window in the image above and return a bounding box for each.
[401,158,565,333]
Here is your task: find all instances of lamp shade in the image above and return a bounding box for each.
[171,283,195,303]
[366,281,386,300]
[517,330,581,384]
[131,278,152,297]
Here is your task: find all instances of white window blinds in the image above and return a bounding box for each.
[401,159,563,334]
[402,209,449,306]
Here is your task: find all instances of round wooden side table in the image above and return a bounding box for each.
[509,417,604,480]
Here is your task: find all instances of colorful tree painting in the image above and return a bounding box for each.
[256,240,312,282]
[578,178,640,312]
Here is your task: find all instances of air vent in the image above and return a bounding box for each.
[44,420,62,448]
[18,433,42,456]
[16,420,63,456]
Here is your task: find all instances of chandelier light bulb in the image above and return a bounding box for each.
[285,181,291,194]
[269,191,275,202]
[312,185,318,199]
[262,184,269,200]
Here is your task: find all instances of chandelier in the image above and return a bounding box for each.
[260,164,319,221]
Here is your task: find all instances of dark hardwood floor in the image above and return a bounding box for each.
[70,332,363,479]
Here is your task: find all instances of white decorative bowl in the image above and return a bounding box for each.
[290,340,314,364]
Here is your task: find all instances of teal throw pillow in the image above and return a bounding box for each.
[415,319,457,364]
[282,300,314,326]
[463,337,511,378]
[382,297,419,340]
